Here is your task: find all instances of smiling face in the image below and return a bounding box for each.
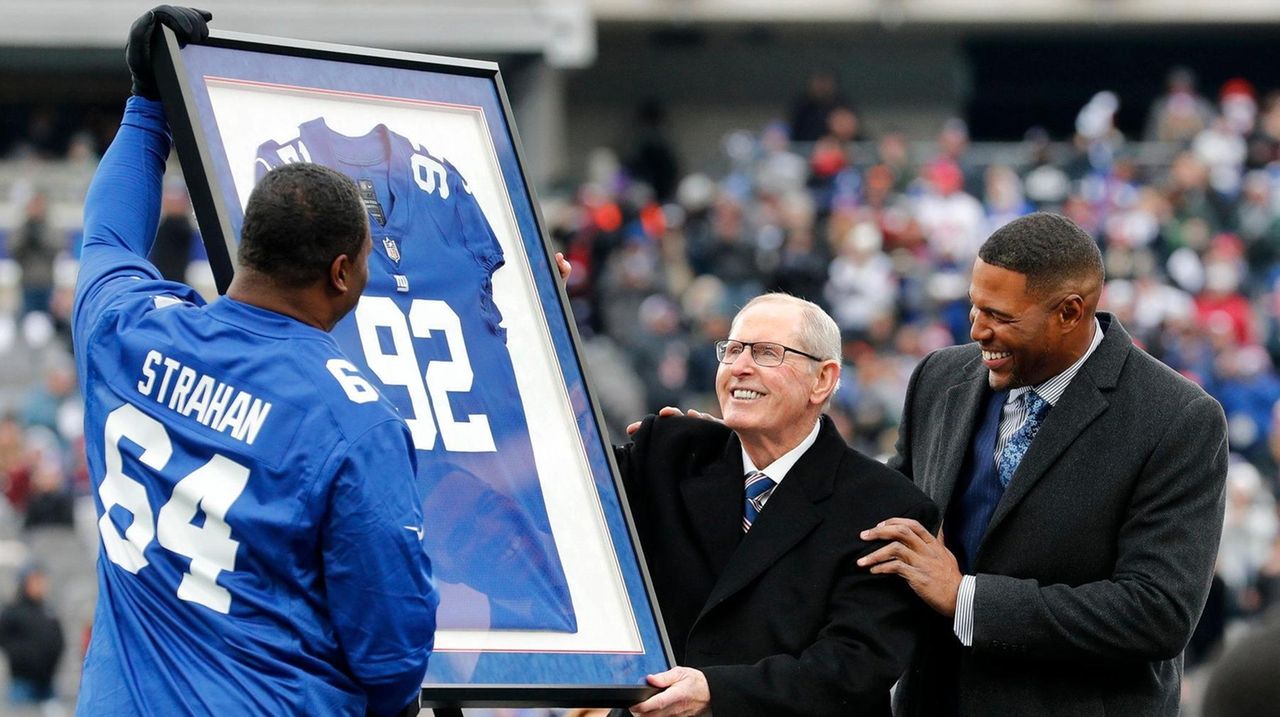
[716,301,836,452]
[969,258,1082,391]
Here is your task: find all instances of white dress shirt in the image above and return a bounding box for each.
[741,419,822,492]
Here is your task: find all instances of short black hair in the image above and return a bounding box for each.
[239,163,367,287]
[978,212,1104,296]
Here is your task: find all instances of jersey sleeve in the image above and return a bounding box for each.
[73,97,204,355]
[443,160,504,273]
[320,418,438,716]
[254,140,283,182]
[254,133,310,182]
[441,161,509,332]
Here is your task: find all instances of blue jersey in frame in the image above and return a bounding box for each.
[255,118,577,633]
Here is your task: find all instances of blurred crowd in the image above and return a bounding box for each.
[1,64,1280,710]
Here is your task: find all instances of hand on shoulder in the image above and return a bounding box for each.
[626,406,722,437]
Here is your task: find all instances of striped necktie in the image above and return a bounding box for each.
[743,471,777,532]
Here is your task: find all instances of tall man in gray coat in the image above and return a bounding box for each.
[861,212,1228,716]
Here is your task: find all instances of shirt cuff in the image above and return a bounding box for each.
[952,574,976,647]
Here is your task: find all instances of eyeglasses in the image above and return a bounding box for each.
[715,339,825,367]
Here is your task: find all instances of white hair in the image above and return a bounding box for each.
[734,292,841,362]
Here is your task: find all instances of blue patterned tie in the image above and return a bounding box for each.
[997,391,1051,488]
[743,471,777,532]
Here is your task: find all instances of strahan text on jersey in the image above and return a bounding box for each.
[255,118,577,634]
[73,97,437,717]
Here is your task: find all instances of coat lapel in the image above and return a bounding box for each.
[694,421,836,621]
[984,315,1129,538]
[932,357,990,511]
[679,437,746,576]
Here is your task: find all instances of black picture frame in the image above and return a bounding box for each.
[153,27,672,707]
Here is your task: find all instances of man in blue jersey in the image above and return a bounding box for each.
[73,7,437,716]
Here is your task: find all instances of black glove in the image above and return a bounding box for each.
[125,5,212,99]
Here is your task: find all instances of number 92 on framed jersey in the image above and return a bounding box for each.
[152,26,672,707]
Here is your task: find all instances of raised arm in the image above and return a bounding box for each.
[74,97,171,312]
[74,7,212,338]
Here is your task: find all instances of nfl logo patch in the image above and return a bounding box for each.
[382,236,401,264]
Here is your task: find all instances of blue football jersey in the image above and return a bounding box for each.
[74,98,437,716]
[254,118,577,633]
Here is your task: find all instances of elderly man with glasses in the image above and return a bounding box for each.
[613,292,937,717]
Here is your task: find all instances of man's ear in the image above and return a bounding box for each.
[810,360,841,405]
[329,253,353,295]
[1057,293,1086,331]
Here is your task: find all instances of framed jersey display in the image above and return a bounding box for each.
[152,28,672,707]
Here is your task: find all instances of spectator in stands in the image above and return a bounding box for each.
[1256,532,1280,611]
[915,159,985,267]
[1145,66,1217,143]
[770,219,828,306]
[704,193,763,309]
[0,563,64,705]
[875,130,916,193]
[1217,461,1279,611]
[10,190,58,316]
[843,344,907,456]
[1073,91,1125,178]
[1246,91,1280,168]
[825,222,896,341]
[1194,116,1248,197]
[0,414,31,513]
[788,68,849,143]
[982,164,1031,235]
[826,105,861,145]
[1211,345,1280,468]
[1166,151,1224,245]
[1200,608,1280,717]
[754,121,807,198]
[19,107,63,159]
[21,361,80,446]
[22,456,73,532]
[859,163,923,254]
[625,98,680,202]
[1219,78,1258,138]
[933,117,983,197]
[1196,235,1256,346]
[1021,127,1071,210]
[678,277,732,403]
[1264,278,1280,377]
[630,293,693,410]
[1060,192,1102,238]
[1185,571,1228,670]
[806,134,852,211]
[1235,170,1280,285]
[148,182,198,282]
[1108,173,1161,244]
[1114,270,1196,348]
[677,173,719,277]
[599,230,664,346]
